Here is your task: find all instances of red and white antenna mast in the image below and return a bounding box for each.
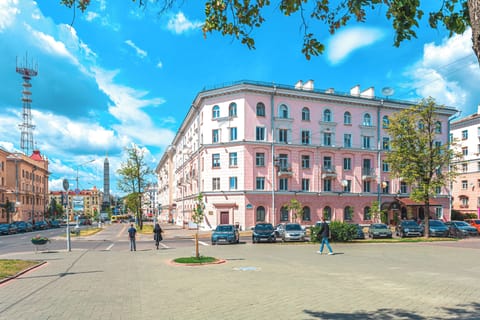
[16,53,38,155]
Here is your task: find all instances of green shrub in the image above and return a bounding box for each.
[310,221,357,242]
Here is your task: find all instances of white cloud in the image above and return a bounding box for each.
[404,28,480,114]
[125,39,147,58]
[92,67,174,147]
[0,0,20,32]
[327,27,385,65]
[167,12,203,34]
[85,11,99,22]
[156,60,163,68]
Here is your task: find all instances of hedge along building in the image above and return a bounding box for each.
[155,80,457,230]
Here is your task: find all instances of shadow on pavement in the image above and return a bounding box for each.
[303,302,480,319]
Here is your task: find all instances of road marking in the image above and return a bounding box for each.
[159,243,169,249]
[198,240,209,246]
[106,243,114,251]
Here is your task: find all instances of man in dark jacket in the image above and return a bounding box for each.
[128,224,137,251]
[153,223,163,249]
[317,217,334,255]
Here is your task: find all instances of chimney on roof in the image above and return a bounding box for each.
[350,85,360,96]
[294,80,303,89]
[360,87,375,99]
[303,80,314,91]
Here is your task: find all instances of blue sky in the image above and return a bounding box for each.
[0,0,479,196]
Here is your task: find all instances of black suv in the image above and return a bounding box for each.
[396,220,423,237]
[252,223,276,243]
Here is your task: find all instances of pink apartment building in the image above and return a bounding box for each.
[450,106,480,218]
[156,80,457,230]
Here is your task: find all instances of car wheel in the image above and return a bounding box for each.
[212,240,216,245]
[252,237,256,243]
[400,232,405,238]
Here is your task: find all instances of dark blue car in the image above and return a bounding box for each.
[252,223,276,243]
[211,224,239,245]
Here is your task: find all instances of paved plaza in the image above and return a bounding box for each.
[0,226,479,320]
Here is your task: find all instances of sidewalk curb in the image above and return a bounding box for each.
[0,260,47,285]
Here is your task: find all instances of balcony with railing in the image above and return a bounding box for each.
[321,166,337,179]
[276,163,293,177]
[361,168,376,180]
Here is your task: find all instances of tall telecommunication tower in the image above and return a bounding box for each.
[16,54,38,155]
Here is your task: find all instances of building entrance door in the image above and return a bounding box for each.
[220,211,229,224]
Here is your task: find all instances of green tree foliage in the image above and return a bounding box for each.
[61,0,480,62]
[192,193,206,258]
[287,198,303,223]
[117,144,153,229]
[385,98,460,237]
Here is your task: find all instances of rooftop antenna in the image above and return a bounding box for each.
[381,87,394,100]
[16,53,38,155]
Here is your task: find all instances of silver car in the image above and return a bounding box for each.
[282,223,306,242]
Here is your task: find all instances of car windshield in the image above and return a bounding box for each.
[403,221,418,226]
[216,225,233,232]
[429,221,444,226]
[455,221,469,226]
[372,224,387,229]
[255,224,273,231]
[285,224,302,231]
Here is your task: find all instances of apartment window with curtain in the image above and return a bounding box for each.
[344,111,351,125]
[256,177,265,190]
[301,155,310,169]
[256,102,265,117]
[279,178,288,191]
[229,152,238,167]
[212,154,220,168]
[343,158,351,170]
[279,129,288,143]
[344,133,352,148]
[212,178,220,190]
[212,129,220,143]
[256,127,265,141]
[256,153,265,166]
[301,178,310,191]
[229,177,237,190]
[229,127,237,141]
[302,107,310,121]
[301,130,311,145]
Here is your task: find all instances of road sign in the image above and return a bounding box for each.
[63,179,69,191]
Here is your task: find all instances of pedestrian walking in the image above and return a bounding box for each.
[153,222,163,249]
[317,218,334,255]
[128,223,137,251]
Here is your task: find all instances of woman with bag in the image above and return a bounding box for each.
[153,222,163,249]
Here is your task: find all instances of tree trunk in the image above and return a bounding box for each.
[469,0,480,64]
[195,230,199,258]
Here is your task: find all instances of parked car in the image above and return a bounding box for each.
[0,223,15,235]
[14,221,33,233]
[8,223,18,234]
[396,220,423,238]
[351,224,365,239]
[34,220,49,230]
[49,220,61,228]
[445,221,479,238]
[368,223,392,239]
[464,219,480,233]
[420,220,449,237]
[282,223,306,242]
[211,224,239,245]
[252,223,276,243]
[274,223,285,237]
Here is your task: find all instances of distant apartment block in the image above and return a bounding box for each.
[156,80,456,230]
[450,106,480,217]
